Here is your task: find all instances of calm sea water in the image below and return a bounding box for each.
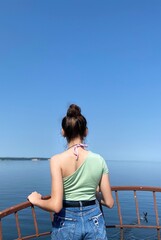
[0,158,161,240]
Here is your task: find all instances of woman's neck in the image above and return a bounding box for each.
[68,138,82,149]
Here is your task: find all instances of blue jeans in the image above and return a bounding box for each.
[51,202,108,240]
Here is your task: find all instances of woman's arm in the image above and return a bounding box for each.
[28,156,63,213]
[96,174,114,208]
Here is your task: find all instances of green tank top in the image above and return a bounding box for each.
[63,151,109,201]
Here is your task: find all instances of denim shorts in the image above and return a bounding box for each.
[51,202,108,240]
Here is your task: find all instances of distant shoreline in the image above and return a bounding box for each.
[0,157,49,161]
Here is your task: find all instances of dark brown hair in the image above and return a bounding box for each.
[62,104,87,142]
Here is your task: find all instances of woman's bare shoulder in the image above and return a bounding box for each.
[50,151,68,162]
[49,154,63,171]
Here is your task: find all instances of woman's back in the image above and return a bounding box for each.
[54,146,109,201]
[59,146,89,178]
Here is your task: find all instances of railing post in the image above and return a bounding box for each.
[153,191,160,240]
[0,219,3,240]
[15,211,22,239]
[115,190,123,226]
[31,205,39,236]
[134,190,140,224]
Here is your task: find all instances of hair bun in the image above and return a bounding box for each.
[67,104,81,117]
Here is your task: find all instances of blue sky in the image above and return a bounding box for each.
[0,0,161,161]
